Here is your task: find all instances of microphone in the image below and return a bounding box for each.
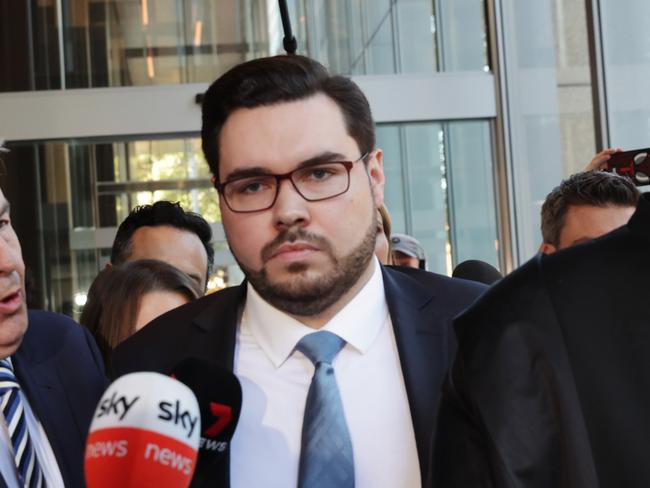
[279,0,298,54]
[452,260,503,285]
[170,358,243,487]
[85,372,200,488]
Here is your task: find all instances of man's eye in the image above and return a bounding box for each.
[0,219,9,229]
[302,166,339,181]
[230,179,272,195]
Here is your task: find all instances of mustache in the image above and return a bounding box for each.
[261,228,332,263]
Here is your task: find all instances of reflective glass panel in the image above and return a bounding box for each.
[2,0,490,91]
[499,0,597,261]
[1,137,226,319]
[600,0,650,149]
[378,120,499,274]
[2,121,498,315]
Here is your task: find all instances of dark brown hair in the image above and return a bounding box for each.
[80,259,201,365]
[541,171,640,246]
[110,201,214,282]
[201,55,375,181]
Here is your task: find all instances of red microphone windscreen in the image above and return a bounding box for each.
[85,372,200,488]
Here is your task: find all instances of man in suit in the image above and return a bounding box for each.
[432,190,650,487]
[0,185,107,487]
[112,55,484,487]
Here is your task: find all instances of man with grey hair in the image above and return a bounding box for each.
[434,173,650,486]
[0,141,107,487]
[539,171,639,254]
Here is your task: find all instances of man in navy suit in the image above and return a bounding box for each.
[112,55,484,487]
[0,185,107,487]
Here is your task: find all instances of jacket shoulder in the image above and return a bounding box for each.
[26,310,101,354]
[454,256,544,332]
[27,309,81,334]
[111,284,244,377]
[385,266,487,304]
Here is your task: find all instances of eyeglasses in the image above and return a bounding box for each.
[214,153,368,213]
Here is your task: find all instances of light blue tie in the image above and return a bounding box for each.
[0,359,45,488]
[296,331,354,488]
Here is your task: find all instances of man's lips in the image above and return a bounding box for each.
[270,242,319,261]
[0,290,23,315]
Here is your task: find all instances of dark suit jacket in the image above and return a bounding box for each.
[433,193,650,488]
[5,310,108,488]
[112,265,485,486]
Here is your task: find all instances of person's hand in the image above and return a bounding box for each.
[585,147,623,171]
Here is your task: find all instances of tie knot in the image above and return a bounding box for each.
[296,331,346,366]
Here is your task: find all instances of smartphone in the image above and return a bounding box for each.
[606,148,650,186]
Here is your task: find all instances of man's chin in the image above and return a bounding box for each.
[268,260,328,283]
[0,310,28,359]
[265,252,324,272]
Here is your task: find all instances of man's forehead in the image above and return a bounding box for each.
[218,94,356,172]
[129,226,207,280]
[132,225,200,247]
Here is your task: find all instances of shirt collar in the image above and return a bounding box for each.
[242,257,389,368]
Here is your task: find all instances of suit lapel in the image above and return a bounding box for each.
[191,284,246,371]
[189,284,245,488]
[382,267,449,482]
[13,346,81,487]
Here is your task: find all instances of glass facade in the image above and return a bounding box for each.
[379,120,498,274]
[495,0,646,261]
[496,0,609,260]
[1,0,489,91]
[0,0,269,91]
[294,0,489,76]
[2,0,646,315]
[1,137,225,316]
[3,115,498,313]
[600,0,650,149]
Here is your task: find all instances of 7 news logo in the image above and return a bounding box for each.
[200,402,232,452]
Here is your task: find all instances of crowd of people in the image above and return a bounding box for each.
[0,53,646,487]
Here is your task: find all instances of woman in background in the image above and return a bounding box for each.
[376,204,393,264]
[80,259,201,365]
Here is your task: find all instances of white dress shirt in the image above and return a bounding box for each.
[231,258,421,488]
[0,359,65,488]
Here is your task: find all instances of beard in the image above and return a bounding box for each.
[234,218,377,317]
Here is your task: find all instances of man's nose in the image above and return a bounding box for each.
[0,238,19,277]
[272,179,311,230]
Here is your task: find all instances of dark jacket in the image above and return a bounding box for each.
[433,193,650,488]
[10,310,108,488]
[112,265,485,486]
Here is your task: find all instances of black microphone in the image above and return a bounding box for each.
[452,260,502,285]
[169,358,242,488]
[279,0,298,54]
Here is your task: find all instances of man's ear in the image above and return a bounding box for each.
[105,262,113,269]
[539,242,557,255]
[366,149,385,208]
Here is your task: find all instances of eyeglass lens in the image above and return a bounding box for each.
[223,162,351,212]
